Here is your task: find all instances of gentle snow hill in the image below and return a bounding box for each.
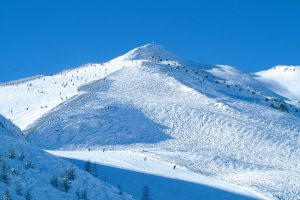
[22,44,300,199]
[255,65,300,102]
[0,115,132,200]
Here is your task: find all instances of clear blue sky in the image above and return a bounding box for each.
[1,0,300,83]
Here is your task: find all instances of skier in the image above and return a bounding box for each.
[173,165,176,169]
[144,157,147,161]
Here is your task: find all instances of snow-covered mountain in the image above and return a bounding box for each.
[0,115,132,200]
[0,43,300,199]
[255,65,300,102]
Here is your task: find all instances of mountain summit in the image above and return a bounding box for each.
[115,43,182,62]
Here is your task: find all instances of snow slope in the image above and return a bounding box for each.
[0,59,138,130]
[0,115,132,200]
[255,65,300,102]
[18,44,299,199]
[1,44,300,199]
[49,149,265,200]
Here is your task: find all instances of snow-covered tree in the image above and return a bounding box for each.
[82,189,88,200]
[50,175,58,187]
[65,165,76,181]
[62,174,71,192]
[6,149,15,159]
[18,152,25,161]
[2,190,10,200]
[0,162,9,184]
[75,189,88,200]
[24,190,32,200]
[15,182,23,196]
[11,165,19,175]
[24,160,34,169]
[75,189,81,200]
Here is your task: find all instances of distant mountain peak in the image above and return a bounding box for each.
[115,43,182,62]
[255,65,300,101]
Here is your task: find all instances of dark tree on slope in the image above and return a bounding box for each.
[118,185,123,196]
[75,189,88,200]
[141,185,151,200]
[76,189,81,200]
[18,152,25,161]
[62,175,71,192]
[24,190,32,200]
[65,165,76,181]
[24,160,34,169]
[85,160,91,173]
[15,182,23,196]
[0,161,9,184]
[2,190,10,200]
[82,189,88,200]
[91,162,97,177]
[50,175,58,187]
[6,149,15,159]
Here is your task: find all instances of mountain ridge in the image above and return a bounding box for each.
[0,44,300,199]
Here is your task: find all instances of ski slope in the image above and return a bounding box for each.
[49,149,265,200]
[0,58,141,130]
[1,44,300,199]
[0,115,132,200]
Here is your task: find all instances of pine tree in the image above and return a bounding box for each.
[0,162,9,184]
[24,160,34,169]
[65,165,76,181]
[62,175,71,192]
[85,160,91,173]
[6,149,15,159]
[24,190,32,200]
[91,162,97,177]
[15,182,23,196]
[2,190,10,200]
[75,189,81,200]
[50,175,58,187]
[18,152,25,161]
[82,189,88,200]
[118,185,123,196]
[11,165,19,175]
[141,185,151,200]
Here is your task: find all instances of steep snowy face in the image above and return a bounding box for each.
[255,65,300,101]
[0,115,21,136]
[115,43,182,62]
[0,115,132,200]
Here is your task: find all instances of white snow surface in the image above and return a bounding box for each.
[0,115,132,200]
[255,65,300,101]
[1,44,300,199]
[49,149,266,200]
